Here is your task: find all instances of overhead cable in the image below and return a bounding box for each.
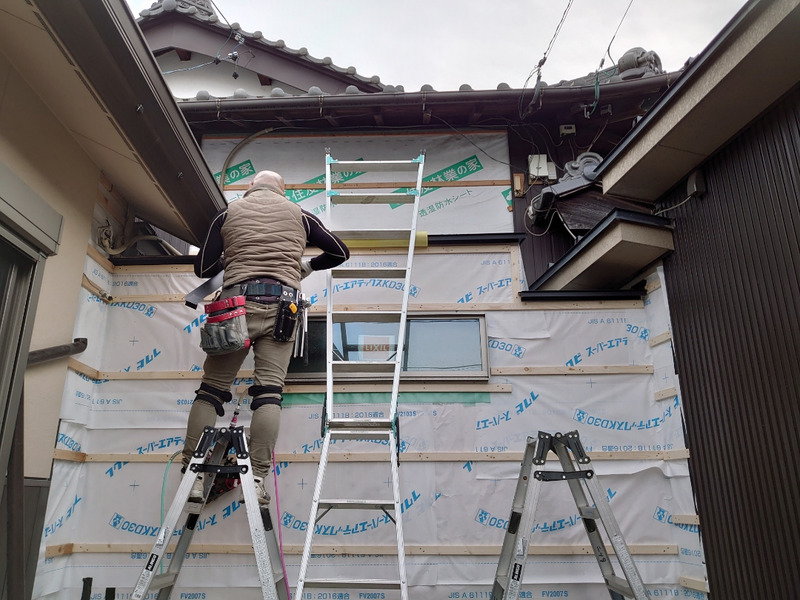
[520,0,575,119]
[588,0,635,116]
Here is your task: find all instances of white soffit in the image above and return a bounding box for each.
[537,221,675,291]
[601,0,800,202]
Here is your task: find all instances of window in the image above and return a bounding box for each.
[0,227,42,482]
[288,315,488,381]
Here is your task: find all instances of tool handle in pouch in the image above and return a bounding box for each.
[273,294,298,342]
[200,295,251,355]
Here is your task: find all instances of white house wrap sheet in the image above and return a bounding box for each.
[35,126,705,600]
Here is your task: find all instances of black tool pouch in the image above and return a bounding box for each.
[273,289,299,342]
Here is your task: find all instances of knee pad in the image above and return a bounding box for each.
[249,384,282,398]
[249,384,283,411]
[195,382,232,417]
[251,395,283,411]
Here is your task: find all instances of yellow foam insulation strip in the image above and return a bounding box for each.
[341,231,428,248]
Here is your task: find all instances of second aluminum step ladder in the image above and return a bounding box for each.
[492,431,647,600]
[294,150,426,600]
[130,424,288,600]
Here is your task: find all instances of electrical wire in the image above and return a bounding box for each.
[429,114,513,168]
[209,0,232,27]
[161,1,239,77]
[576,117,610,152]
[519,0,575,119]
[654,194,693,215]
[603,0,636,70]
[586,0,635,117]
[523,205,559,237]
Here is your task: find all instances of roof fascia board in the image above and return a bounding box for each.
[529,209,672,291]
[35,0,226,245]
[594,0,800,202]
[178,73,677,116]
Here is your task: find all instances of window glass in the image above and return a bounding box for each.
[288,316,487,380]
[0,233,37,480]
[405,319,483,372]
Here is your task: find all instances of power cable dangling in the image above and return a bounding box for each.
[520,0,576,119]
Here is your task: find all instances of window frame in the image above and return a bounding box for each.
[287,312,489,383]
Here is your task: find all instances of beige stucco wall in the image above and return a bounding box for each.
[0,53,97,479]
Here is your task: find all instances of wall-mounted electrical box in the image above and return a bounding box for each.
[528,154,557,182]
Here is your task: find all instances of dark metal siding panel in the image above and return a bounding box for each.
[663,86,800,598]
[508,127,581,288]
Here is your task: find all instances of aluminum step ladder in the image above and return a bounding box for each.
[294,150,426,600]
[131,425,288,600]
[492,431,647,600]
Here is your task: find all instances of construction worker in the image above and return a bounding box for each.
[183,169,349,504]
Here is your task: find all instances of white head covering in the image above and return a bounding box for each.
[251,170,285,194]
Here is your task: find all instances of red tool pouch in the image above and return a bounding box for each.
[199,296,251,355]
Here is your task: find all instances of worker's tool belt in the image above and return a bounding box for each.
[199,295,251,355]
[273,287,300,342]
[236,278,300,342]
[236,278,295,303]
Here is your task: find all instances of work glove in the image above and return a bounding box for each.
[300,258,313,279]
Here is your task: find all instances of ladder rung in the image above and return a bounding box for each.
[303,578,402,589]
[329,430,392,440]
[333,229,412,241]
[331,310,402,323]
[328,418,394,429]
[319,499,395,511]
[606,575,633,596]
[328,158,421,172]
[332,361,397,373]
[149,572,178,591]
[332,267,407,279]
[329,192,416,205]
[185,502,203,515]
[579,506,600,519]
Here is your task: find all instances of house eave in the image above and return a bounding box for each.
[594,0,800,202]
[33,0,227,245]
[529,209,674,291]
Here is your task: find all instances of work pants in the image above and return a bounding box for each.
[182,299,295,478]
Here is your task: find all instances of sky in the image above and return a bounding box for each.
[125,0,748,92]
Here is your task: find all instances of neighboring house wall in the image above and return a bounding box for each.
[0,52,98,479]
[660,84,800,598]
[0,48,99,598]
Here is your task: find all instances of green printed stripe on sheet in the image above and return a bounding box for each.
[283,391,490,406]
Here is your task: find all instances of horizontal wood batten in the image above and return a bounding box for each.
[54,448,690,463]
[46,542,678,558]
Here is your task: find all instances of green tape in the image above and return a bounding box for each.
[283,391,490,406]
[214,159,256,185]
[286,161,366,204]
[391,155,484,208]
